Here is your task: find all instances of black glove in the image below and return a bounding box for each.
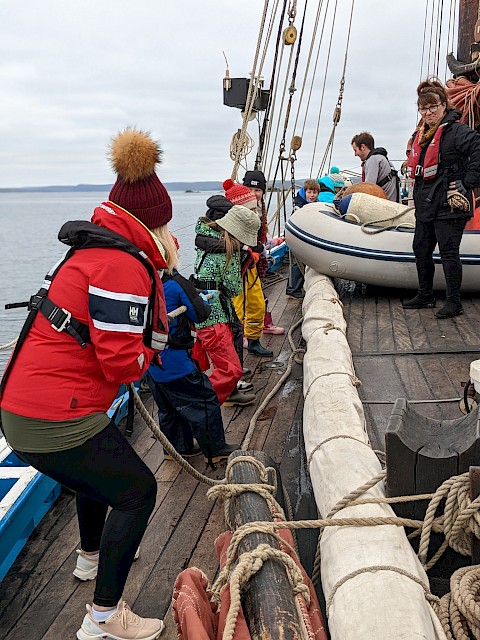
[449,180,467,196]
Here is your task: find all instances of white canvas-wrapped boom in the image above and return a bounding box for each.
[301,269,446,640]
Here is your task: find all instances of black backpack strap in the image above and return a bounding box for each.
[32,295,90,348]
[0,248,82,400]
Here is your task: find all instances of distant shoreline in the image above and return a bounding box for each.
[0,182,224,193]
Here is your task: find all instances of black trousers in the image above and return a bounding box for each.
[413,217,467,303]
[286,256,305,295]
[13,421,156,607]
[146,368,226,456]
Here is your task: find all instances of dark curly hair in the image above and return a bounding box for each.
[416,77,450,109]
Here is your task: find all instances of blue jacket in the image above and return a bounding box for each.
[294,177,336,207]
[318,176,336,203]
[148,270,211,383]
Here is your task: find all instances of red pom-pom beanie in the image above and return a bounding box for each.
[222,178,257,210]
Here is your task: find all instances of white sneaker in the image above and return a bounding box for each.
[76,601,164,640]
[73,547,140,581]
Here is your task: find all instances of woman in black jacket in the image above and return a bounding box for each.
[403,78,480,318]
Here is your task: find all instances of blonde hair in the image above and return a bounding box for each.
[205,221,241,269]
[150,225,179,274]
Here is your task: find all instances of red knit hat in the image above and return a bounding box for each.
[109,128,172,229]
[223,178,257,210]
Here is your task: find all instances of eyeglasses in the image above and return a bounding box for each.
[418,103,442,115]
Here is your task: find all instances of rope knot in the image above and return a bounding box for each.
[322,322,342,334]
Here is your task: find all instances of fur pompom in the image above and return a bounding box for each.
[110,127,162,183]
[223,178,235,191]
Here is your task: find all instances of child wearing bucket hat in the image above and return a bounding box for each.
[242,171,285,337]
[191,204,261,406]
[223,179,275,357]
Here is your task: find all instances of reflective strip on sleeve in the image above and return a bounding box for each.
[151,331,169,350]
[89,285,148,332]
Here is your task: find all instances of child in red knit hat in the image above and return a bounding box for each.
[222,178,276,357]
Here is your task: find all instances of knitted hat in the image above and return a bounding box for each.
[223,178,257,210]
[327,166,345,188]
[243,170,267,193]
[109,127,172,229]
[216,205,260,247]
[205,194,233,221]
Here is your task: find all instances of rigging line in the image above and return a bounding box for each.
[291,0,326,136]
[444,0,456,82]
[287,0,309,96]
[263,43,287,183]
[309,0,339,178]
[434,0,445,77]
[263,21,287,182]
[235,0,279,177]
[265,45,296,192]
[319,0,356,176]
[256,0,288,171]
[231,0,271,181]
[170,221,196,234]
[264,3,301,182]
[267,0,309,192]
[420,0,430,81]
[299,0,330,141]
[427,0,436,75]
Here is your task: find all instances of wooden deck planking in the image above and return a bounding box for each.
[2,268,480,639]
[341,283,480,454]
[0,269,310,639]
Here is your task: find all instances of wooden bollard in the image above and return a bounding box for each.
[227,450,307,640]
[385,399,480,520]
[385,399,480,595]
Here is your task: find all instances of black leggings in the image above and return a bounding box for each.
[13,421,156,607]
[413,217,467,302]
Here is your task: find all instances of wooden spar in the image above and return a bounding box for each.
[448,0,479,76]
[227,450,310,640]
[457,0,478,63]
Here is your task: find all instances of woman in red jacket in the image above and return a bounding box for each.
[0,129,169,640]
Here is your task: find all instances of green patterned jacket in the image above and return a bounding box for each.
[193,219,242,329]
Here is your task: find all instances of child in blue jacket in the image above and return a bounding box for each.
[146,268,239,463]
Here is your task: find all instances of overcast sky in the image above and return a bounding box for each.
[0,0,459,188]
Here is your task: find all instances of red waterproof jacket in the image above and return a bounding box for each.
[1,202,168,420]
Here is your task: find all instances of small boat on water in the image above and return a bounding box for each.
[285,201,480,291]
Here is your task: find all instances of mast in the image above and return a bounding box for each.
[457,0,478,63]
[447,0,480,76]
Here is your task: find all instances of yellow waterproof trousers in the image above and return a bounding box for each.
[232,266,266,340]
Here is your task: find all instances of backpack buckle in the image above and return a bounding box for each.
[28,293,45,311]
[49,307,72,332]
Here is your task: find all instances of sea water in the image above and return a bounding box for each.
[0,190,218,372]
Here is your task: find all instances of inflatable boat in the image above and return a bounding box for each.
[285,200,480,291]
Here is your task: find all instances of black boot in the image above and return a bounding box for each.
[440,260,463,318]
[205,443,240,463]
[435,301,464,319]
[247,339,273,357]
[402,292,436,309]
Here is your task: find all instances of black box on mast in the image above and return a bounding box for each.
[223,78,269,112]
